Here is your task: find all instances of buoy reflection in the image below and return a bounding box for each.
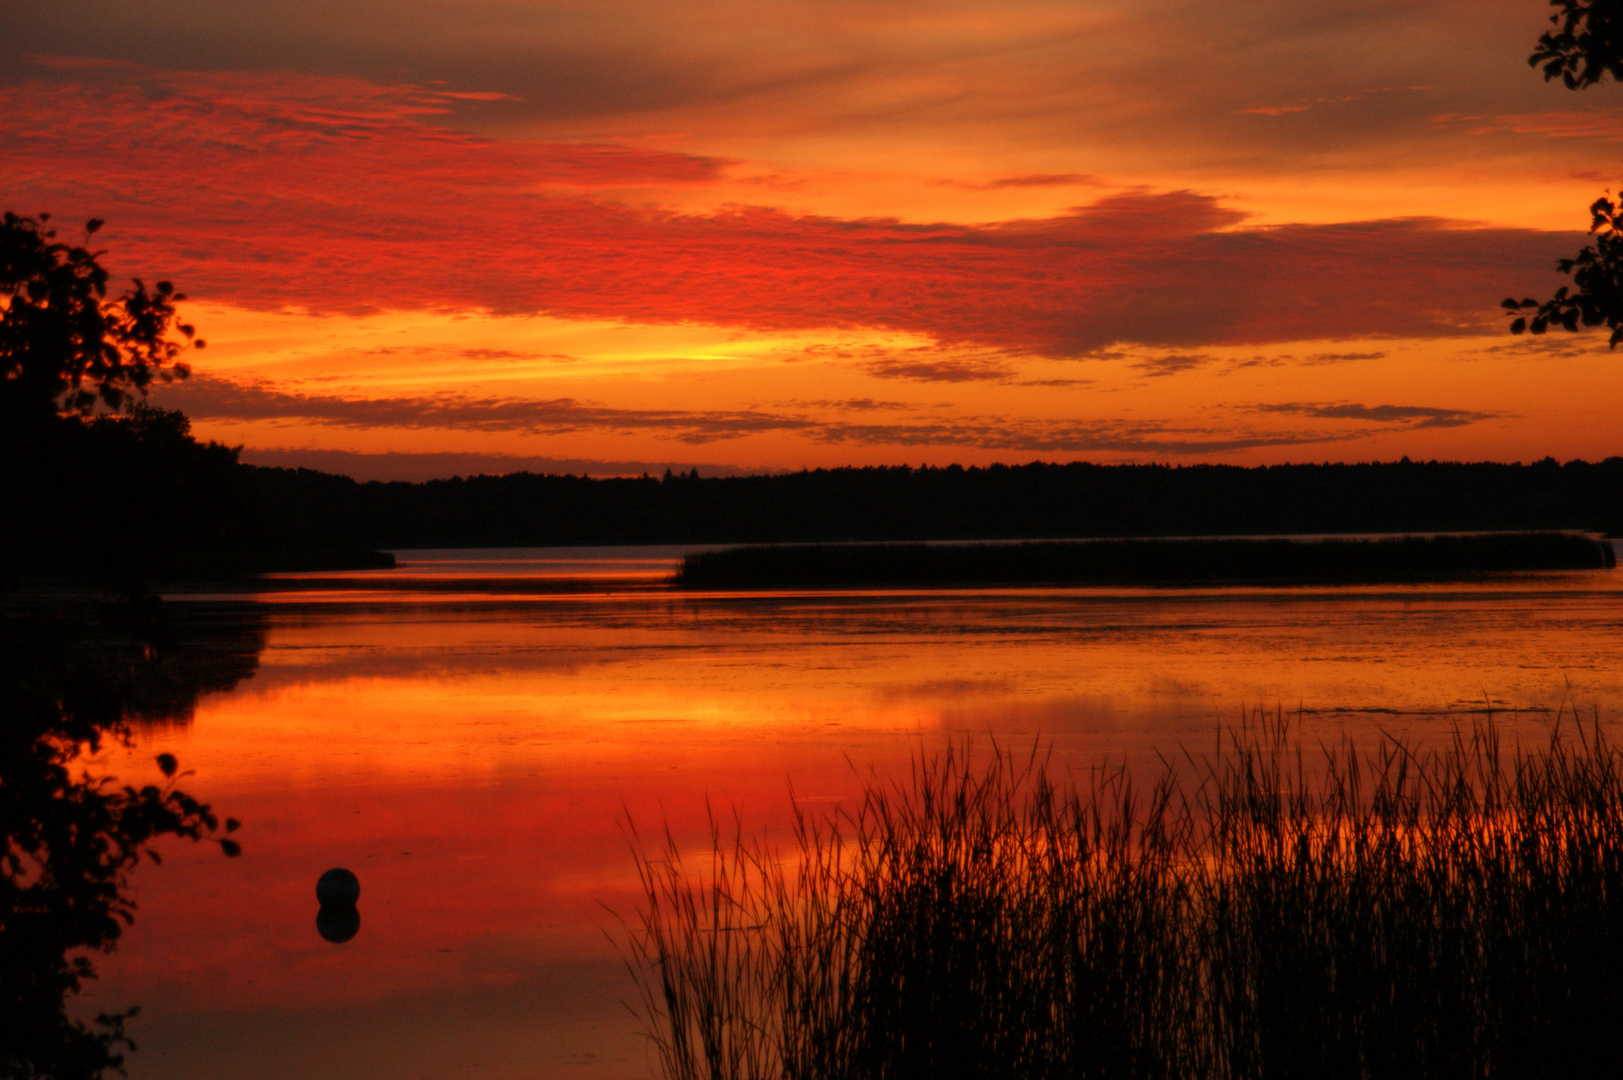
[316,905,361,944]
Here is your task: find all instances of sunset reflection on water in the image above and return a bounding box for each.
[85,549,1623,1079]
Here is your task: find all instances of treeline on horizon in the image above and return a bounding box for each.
[11,434,1623,588]
[246,457,1623,551]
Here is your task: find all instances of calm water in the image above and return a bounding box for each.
[83,545,1623,1079]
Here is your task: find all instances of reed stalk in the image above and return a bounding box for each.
[624,712,1623,1079]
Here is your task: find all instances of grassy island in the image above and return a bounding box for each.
[675,532,1616,589]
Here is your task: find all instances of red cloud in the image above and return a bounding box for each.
[165,374,1421,453]
[2,62,1582,356]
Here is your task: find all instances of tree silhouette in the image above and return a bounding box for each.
[0,212,253,592]
[1,212,202,426]
[1505,1,1623,345]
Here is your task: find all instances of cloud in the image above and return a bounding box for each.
[1131,353,1221,376]
[168,374,1402,454]
[1436,109,1623,142]
[801,421,1385,455]
[1475,335,1607,358]
[1,64,1584,359]
[864,357,1015,382]
[1241,86,1435,119]
[1239,106,1312,117]
[934,173,1102,190]
[0,0,1556,177]
[1303,350,1387,364]
[453,348,578,362]
[163,375,823,443]
[786,398,912,411]
[238,447,765,481]
[1253,402,1502,430]
[1128,349,1385,375]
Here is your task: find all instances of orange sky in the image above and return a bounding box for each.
[4,1,1622,477]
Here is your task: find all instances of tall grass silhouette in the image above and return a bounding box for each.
[624,713,1623,1079]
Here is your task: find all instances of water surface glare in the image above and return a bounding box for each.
[88,547,1623,1079]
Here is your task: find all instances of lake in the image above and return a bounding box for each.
[82,545,1623,1079]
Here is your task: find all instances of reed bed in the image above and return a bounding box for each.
[624,715,1623,1079]
[674,533,1616,589]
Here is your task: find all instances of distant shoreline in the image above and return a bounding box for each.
[243,458,1623,550]
[675,533,1617,589]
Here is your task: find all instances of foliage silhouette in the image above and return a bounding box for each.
[1504,195,1623,346]
[1507,2,1623,345]
[1530,0,1623,88]
[0,211,309,591]
[1,209,391,587]
[0,603,256,1079]
[1,212,202,427]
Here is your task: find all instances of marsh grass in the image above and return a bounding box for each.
[624,714,1623,1079]
[674,533,1616,589]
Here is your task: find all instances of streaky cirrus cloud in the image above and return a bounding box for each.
[238,447,766,481]
[161,374,1501,453]
[1132,349,1391,376]
[1131,353,1222,377]
[932,173,1104,191]
[1433,109,1623,142]
[0,0,1569,179]
[164,374,824,443]
[1253,402,1504,430]
[863,357,1016,383]
[2,62,1583,357]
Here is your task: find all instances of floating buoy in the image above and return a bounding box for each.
[316,867,361,909]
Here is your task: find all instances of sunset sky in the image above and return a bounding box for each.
[5,0,1622,478]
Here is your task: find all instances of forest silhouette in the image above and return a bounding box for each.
[247,457,1623,550]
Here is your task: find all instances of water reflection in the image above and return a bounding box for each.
[118,603,268,728]
[316,907,361,944]
[75,554,1623,1078]
[246,544,722,597]
[0,601,262,1079]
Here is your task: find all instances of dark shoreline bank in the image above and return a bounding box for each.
[676,532,1617,589]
